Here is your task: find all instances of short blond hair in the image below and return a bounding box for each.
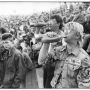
[65,22,84,46]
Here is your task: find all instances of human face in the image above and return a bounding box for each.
[31,27,35,33]
[65,10,70,17]
[47,19,59,32]
[64,25,78,43]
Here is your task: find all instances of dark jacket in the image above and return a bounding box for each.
[22,52,33,72]
[0,41,25,88]
[83,21,90,34]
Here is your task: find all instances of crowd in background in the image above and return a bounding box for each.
[0,2,90,89]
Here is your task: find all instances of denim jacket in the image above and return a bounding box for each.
[0,41,25,88]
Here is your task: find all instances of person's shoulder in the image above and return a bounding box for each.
[14,48,22,57]
[79,48,90,67]
[80,48,89,56]
[79,48,90,60]
[22,52,28,56]
[74,13,83,19]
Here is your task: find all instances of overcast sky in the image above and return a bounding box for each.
[0,2,61,15]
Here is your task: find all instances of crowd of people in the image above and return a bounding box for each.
[0,2,90,89]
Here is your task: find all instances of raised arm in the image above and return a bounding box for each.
[41,36,61,43]
[38,43,50,65]
[41,31,65,43]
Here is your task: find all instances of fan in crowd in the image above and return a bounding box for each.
[0,2,90,89]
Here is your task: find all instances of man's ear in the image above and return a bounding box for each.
[58,23,60,26]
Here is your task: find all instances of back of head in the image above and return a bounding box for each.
[85,14,90,22]
[17,45,23,52]
[0,27,7,34]
[79,5,83,12]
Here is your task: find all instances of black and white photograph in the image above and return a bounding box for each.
[0,1,90,89]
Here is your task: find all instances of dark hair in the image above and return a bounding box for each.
[46,29,51,32]
[2,33,12,40]
[0,27,7,34]
[10,30,14,35]
[30,32,34,37]
[50,14,63,29]
[17,45,23,51]
[79,5,83,11]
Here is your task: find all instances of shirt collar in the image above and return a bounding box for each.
[67,45,80,56]
[58,45,80,56]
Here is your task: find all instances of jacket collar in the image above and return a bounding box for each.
[60,45,80,56]
[67,45,80,56]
